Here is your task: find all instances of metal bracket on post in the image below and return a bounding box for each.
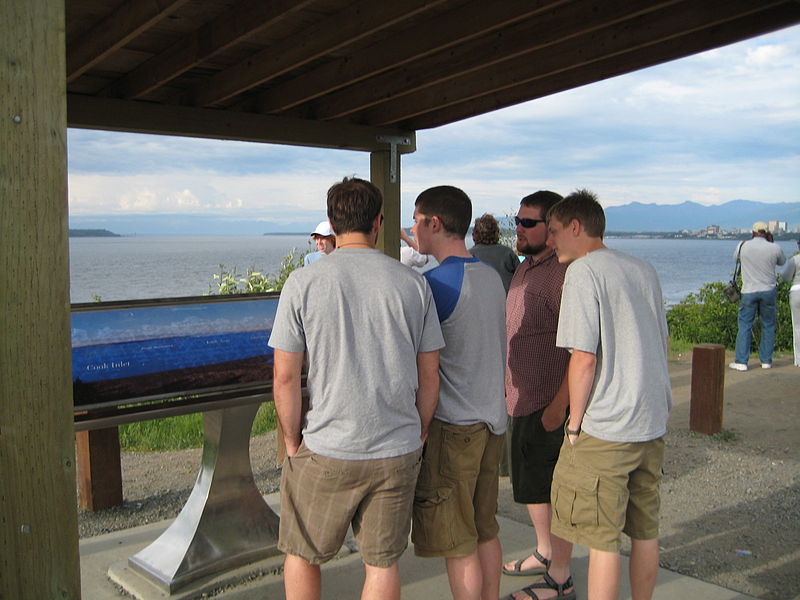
[376,135,411,183]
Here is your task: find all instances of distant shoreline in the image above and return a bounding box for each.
[69,228,120,238]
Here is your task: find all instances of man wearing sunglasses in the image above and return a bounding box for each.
[503,191,576,600]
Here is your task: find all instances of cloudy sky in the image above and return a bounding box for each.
[68,25,800,230]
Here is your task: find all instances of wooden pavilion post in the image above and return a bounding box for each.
[0,1,81,598]
[371,150,401,259]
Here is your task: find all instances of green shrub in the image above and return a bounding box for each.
[667,279,792,352]
[209,247,309,295]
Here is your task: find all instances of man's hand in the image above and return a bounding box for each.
[541,401,567,432]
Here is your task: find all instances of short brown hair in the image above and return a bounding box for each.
[520,190,563,214]
[472,213,500,245]
[414,185,472,238]
[547,189,605,238]
[327,177,383,235]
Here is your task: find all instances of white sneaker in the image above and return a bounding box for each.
[729,362,748,371]
[761,363,772,369]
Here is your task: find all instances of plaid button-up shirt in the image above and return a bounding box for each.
[505,250,570,416]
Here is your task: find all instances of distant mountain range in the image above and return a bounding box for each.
[604,200,799,232]
[69,200,798,235]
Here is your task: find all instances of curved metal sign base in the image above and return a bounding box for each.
[128,402,280,593]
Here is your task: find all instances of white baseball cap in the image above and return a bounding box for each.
[310,220,333,237]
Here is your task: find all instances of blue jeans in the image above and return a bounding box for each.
[735,289,777,365]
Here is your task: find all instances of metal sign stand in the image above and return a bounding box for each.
[127,402,280,593]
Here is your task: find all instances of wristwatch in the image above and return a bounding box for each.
[566,422,581,436]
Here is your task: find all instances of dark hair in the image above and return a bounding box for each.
[414,185,472,238]
[327,177,383,235]
[547,189,605,238]
[472,213,500,245]
[520,190,563,214]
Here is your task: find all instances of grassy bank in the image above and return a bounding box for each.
[120,402,277,451]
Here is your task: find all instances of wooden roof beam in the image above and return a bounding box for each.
[406,2,800,130]
[66,0,190,83]
[191,0,448,108]
[100,0,315,100]
[66,94,415,154]
[361,0,788,126]
[308,0,684,121]
[249,0,572,113]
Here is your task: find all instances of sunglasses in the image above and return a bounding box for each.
[514,217,546,228]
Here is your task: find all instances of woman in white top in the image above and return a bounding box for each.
[781,239,800,366]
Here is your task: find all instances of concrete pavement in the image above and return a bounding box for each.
[80,490,756,600]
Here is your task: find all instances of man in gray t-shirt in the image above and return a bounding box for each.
[532,189,671,600]
[730,221,786,371]
[268,178,444,600]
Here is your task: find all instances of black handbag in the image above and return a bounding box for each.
[724,242,743,303]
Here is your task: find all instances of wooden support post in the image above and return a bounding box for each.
[76,428,124,511]
[370,150,401,259]
[690,343,726,434]
[0,1,80,598]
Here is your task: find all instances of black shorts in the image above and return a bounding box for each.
[510,408,565,504]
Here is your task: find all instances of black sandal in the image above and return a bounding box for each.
[503,572,576,600]
[502,549,552,576]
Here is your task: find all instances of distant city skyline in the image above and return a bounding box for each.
[67,25,800,229]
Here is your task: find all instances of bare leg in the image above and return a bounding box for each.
[588,548,620,600]
[284,554,321,600]
[478,537,502,600]
[362,563,401,600]
[446,552,482,600]
[503,503,552,571]
[629,538,659,600]
[510,535,573,600]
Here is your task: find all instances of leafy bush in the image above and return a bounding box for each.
[209,247,308,295]
[667,279,792,352]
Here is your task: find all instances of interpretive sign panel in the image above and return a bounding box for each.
[71,293,279,409]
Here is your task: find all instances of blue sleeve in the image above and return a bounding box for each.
[423,260,466,322]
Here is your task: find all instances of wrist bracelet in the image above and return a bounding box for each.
[566,425,581,436]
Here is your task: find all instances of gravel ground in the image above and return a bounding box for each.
[78,353,799,600]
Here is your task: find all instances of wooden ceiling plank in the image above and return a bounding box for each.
[251,0,572,113]
[192,0,448,108]
[66,94,415,153]
[310,0,685,121]
[102,0,316,99]
[362,0,787,126]
[406,3,800,130]
[67,0,191,83]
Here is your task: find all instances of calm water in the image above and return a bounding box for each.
[69,236,796,305]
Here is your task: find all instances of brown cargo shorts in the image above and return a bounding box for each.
[278,441,422,567]
[412,419,505,558]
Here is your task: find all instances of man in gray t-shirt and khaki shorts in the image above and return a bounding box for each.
[269,178,444,600]
[508,190,672,600]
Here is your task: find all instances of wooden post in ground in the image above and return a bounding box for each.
[0,1,81,598]
[690,344,726,434]
[371,149,401,259]
[76,428,124,511]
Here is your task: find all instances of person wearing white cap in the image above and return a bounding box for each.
[303,220,336,266]
[729,221,786,371]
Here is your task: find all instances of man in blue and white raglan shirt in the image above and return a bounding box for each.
[409,185,508,600]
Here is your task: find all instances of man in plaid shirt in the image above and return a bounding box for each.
[503,191,575,599]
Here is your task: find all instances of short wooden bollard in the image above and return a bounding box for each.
[76,427,123,511]
[689,344,726,434]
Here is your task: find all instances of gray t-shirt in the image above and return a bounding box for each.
[469,243,519,294]
[268,248,445,460]
[556,248,672,443]
[425,257,507,434]
[736,238,786,293]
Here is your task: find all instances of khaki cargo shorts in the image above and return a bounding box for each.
[412,419,504,558]
[550,430,664,552]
